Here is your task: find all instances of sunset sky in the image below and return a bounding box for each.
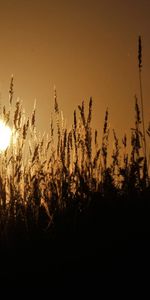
[0,0,150,141]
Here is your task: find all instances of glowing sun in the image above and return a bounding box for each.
[0,120,12,151]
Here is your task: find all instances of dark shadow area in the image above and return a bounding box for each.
[0,191,150,296]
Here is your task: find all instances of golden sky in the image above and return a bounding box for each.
[0,0,150,142]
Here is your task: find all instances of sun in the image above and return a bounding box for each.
[0,120,12,151]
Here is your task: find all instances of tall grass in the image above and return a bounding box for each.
[0,37,149,242]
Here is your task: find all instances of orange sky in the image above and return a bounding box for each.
[0,0,150,144]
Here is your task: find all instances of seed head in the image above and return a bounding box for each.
[138,36,142,70]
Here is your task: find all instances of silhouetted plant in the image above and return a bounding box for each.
[0,37,149,243]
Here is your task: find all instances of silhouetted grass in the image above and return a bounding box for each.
[0,37,150,292]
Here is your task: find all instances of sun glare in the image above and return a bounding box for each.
[0,120,12,151]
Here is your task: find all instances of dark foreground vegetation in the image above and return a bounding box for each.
[0,189,150,295]
[0,94,149,294]
[0,38,150,294]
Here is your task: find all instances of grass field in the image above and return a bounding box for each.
[0,37,150,294]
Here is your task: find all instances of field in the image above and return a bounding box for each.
[0,38,150,295]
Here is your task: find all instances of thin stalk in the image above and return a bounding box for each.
[138,68,146,156]
[138,36,148,177]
